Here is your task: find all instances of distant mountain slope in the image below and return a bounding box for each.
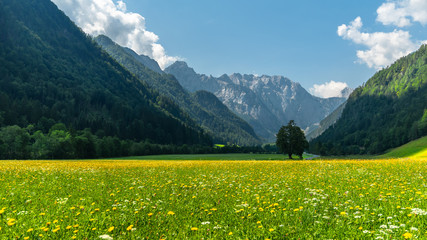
[310,44,427,155]
[122,47,163,74]
[94,35,261,145]
[0,0,211,146]
[165,61,346,141]
[306,102,347,141]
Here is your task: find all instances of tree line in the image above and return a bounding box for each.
[0,123,278,160]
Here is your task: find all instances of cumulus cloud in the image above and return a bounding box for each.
[309,81,349,98]
[377,0,427,27]
[337,17,422,69]
[51,0,177,69]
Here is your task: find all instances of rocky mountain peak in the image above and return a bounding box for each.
[166,61,347,141]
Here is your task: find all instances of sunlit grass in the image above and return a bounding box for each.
[0,159,426,239]
[381,136,427,159]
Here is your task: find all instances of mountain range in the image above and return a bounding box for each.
[94,35,261,145]
[94,34,349,144]
[165,62,348,141]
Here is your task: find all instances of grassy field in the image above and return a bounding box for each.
[113,153,312,161]
[1,159,426,239]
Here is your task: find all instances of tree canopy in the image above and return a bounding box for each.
[276,120,308,159]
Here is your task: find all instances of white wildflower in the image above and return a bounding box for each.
[99,235,113,240]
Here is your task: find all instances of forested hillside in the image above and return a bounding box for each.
[95,35,261,145]
[310,45,427,155]
[0,0,212,158]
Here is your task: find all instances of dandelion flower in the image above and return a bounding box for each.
[167,211,175,215]
[126,225,133,231]
[7,219,16,226]
[107,226,114,232]
[403,232,413,239]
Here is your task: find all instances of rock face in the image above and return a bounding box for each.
[165,61,347,142]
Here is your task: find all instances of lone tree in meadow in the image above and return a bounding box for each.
[276,120,308,159]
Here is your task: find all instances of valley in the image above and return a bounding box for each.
[0,0,427,239]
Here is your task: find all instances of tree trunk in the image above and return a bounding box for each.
[288,153,292,159]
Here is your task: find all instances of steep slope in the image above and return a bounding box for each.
[165,61,346,141]
[0,0,211,146]
[310,44,427,155]
[380,135,427,159]
[94,35,261,145]
[123,48,163,74]
[306,102,347,140]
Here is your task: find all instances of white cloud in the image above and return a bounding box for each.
[377,0,427,27]
[337,17,421,69]
[51,0,177,69]
[310,81,349,98]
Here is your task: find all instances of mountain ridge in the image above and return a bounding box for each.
[94,35,261,145]
[165,61,347,141]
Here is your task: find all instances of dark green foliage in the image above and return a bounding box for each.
[0,0,212,151]
[192,90,260,145]
[94,35,261,146]
[276,120,308,159]
[0,124,274,159]
[310,45,427,155]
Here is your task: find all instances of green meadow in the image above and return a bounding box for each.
[0,158,426,239]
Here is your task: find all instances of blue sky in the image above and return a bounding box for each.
[53,0,427,97]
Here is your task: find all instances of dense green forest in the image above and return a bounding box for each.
[0,0,213,159]
[310,45,427,155]
[94,35,261,146]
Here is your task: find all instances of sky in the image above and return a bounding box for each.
[51,0,427,98]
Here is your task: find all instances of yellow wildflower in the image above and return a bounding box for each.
[403,232,413,239]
